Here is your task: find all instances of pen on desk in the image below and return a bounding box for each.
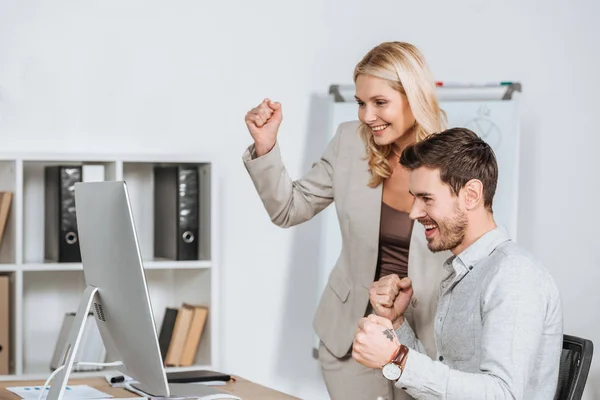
[109,375,125,384]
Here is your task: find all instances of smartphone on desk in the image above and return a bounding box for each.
[166,369,232,383]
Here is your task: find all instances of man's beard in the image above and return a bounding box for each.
[427,204,468,253]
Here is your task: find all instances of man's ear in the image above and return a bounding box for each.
[462,179,484,210]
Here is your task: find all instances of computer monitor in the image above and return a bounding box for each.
[47,180,169,399]
[47,181,235,400]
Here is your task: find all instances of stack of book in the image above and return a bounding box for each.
[158,304,209,367]
[0,192,13,374]
[0,274,9,374]
[0,191,12,249]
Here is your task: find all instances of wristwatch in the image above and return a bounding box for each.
[382,344,409,381]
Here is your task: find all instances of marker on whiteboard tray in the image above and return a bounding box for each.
[436,81,514,88]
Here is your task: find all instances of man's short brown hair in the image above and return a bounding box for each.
[400,127,498,211]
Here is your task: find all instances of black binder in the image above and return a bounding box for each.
[44,166,82,263]
[154,166,199,261]
[158,307,178,363]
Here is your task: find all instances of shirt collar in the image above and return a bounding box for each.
[455,226,511,269]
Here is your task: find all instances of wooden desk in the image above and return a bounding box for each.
[0,376,300,400]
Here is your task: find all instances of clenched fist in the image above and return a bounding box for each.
[244,98,283,157]
[369,275,413,330]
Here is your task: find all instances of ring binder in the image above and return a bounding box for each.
[154,165,200,261]
[44,166,82,263]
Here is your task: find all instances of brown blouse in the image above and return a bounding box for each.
[375,202,414,280]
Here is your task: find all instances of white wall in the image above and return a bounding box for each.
[0,0,598,398]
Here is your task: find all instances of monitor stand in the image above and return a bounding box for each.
[45,285,240,400]
[47,285,99,400]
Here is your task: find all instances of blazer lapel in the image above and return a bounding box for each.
[350,156,382,287]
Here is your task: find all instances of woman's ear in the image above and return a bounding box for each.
[463,179,484,210]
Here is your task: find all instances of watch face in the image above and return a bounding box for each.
[382,363,401,381]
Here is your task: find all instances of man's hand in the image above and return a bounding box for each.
[352,314,400,369]
[370,275,414,329]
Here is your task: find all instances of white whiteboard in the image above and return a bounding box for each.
[313,84,521,350]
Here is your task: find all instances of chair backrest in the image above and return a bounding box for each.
[554,334,594,400]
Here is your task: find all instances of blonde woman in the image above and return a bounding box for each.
[243,42,451,400]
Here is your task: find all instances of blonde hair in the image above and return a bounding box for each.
[353,41,446,187]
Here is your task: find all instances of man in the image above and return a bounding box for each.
[352,128,563,399]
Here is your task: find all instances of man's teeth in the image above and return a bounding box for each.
[372,124,389,132]
[424,224,437,230]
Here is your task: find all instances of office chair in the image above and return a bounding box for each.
[554,334,594,400]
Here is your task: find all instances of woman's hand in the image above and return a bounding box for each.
[370,275,413,330]
[244,98,283,157]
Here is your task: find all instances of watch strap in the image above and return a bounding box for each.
[391,344,409,368]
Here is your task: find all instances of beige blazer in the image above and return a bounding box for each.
[243,121,450,359]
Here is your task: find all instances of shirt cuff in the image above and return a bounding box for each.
[395,348,448,398]
[396,318,418,349]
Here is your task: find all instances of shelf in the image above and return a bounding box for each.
[0,265,17,272]
[0,364,214,382]
[145,260,212,270]
[0,153,218,165]
[17,260,212,272]
[0,153,219,379]
[21,263,81,272]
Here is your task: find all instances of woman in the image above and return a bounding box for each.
[243,42,451,400]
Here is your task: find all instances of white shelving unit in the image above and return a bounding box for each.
[0,153,220,381]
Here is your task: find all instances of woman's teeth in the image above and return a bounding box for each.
[372,124,390,132]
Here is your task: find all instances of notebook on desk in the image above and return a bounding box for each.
[167,369,231,384]
[126,382,241,400]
